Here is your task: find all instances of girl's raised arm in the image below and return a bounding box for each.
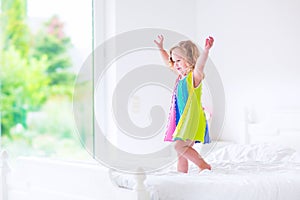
[194,36,214,86]
[154,35,170,67]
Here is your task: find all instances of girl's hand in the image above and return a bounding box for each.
[154,35,171,68]
[205,36,214,50]
[154,35,165,50]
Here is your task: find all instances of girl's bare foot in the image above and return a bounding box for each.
[199,158,211,171]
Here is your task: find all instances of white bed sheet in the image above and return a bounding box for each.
[112,143,300,200]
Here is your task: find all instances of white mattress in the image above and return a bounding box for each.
[111,143,300,200]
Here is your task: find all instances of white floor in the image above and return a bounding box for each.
[1,157,138,200]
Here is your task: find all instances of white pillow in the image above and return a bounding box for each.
[206,143,297,163]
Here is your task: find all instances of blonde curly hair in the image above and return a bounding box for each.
[169,40,200,71]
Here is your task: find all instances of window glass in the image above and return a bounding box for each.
[0,0,93,161]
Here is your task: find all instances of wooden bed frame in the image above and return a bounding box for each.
[1,107,300,200]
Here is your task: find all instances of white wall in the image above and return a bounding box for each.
[107,0,198,40]
[195,0,300,142]
[95,0,300,147]
[94,0,201,158]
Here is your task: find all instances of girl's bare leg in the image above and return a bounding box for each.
[175,140,211,172]
[177,153,188,173]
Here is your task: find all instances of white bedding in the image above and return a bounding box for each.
[112,143,300,200]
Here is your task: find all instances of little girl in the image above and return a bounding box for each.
[154,35,214,173]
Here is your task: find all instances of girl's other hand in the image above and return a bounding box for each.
[154,35,165,50]
[205,36,214,50]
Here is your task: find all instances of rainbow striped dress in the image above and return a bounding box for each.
[164,72,210,143]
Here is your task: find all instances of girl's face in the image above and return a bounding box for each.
[171,51,189,76]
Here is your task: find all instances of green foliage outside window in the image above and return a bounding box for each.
[0,0,87,160]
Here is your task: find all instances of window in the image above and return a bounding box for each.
[0,0,93,161]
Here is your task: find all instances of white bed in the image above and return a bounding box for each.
[111,142,300,200]
[110,107,300,200]
[1,108,300,200]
